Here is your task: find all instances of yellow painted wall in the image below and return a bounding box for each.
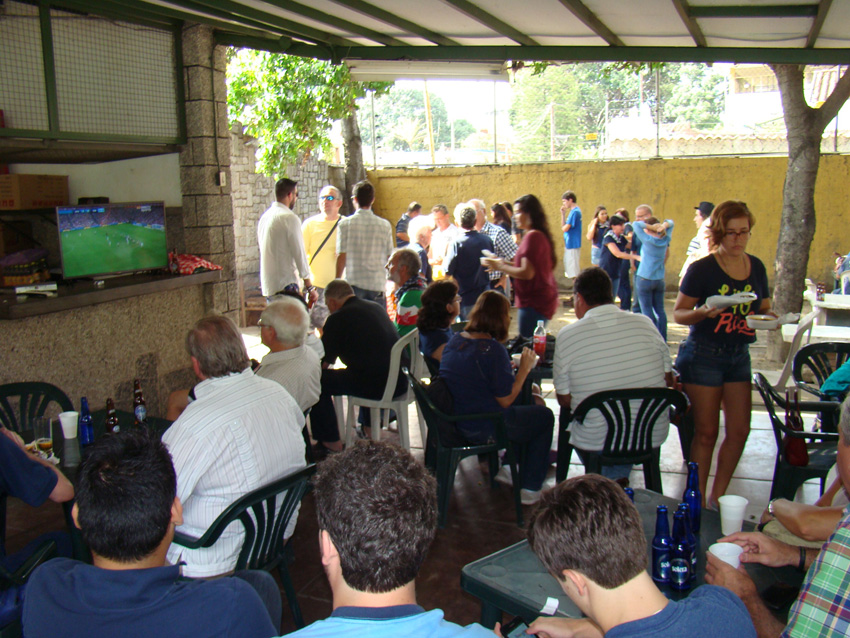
[368,155,850,289]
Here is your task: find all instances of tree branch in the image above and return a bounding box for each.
[817,65,850,129]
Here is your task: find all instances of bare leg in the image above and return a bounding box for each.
[684,383,723,505]
[709,381,752,503]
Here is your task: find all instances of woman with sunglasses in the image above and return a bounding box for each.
[674,201,773,507]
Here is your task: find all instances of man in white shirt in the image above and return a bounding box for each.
[678,200,714,283]
[428,204,460,274]
[162,315,306,578]
[256,296,321,413]
[257,177,316,302]
[336,180,394,308]
[553,267,673,479]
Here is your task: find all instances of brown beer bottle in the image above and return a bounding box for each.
[133,379,147,425]
[105,398,119,433]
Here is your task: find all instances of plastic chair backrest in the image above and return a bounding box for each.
[773,309,817,391]
[792,341,850,395]
[173,464,316,572]
[753,372,793,450]
[841,270,850,295]
[572,388,687,456]
[0,383,74,434]
[377,329,420,404]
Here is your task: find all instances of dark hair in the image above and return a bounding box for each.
[407,201,421,213]
[502,201,513,213]
[417,280,458,331]
[609,214,626,227]
[528,475,647,589]
[280,288,309,310]
[313,441,437,593]
[457,205,477,230]
[275,178,297,201]
[575,267,614,306]
[353,180,375,209]
[594,206,608,219]
[75,428,176,562]
[491,202,512,227]
[467,290,511,342]
[186,315,250,378]
[514,194,556,268]
[615,207,630,221]
[562,190,577,203]
[709,200,756,247]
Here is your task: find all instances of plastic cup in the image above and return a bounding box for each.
[511,353,522,367]
[709,542,744,568]
[59,411,79,439]
[718,495,749,535]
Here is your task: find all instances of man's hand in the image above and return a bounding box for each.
[527,617,603,638]
[705,553,758,600]
[719,531,798,568]
[1,427,26,450]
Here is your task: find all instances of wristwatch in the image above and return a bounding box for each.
[768,498,780,516]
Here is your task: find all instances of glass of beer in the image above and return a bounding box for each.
[33,416,53,456]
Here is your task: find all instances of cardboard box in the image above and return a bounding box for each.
[0,175,69,210]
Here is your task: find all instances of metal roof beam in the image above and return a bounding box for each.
[150,0,292,36]
[688,5,819,18]
[555,0,625,47]
[215,32,334,59]
[324,0,460,46]
[52,0,177,29]
[341,45,850,65]
[806,0,833,48]
[671,0,707,47]
[439,0,540,46]
[259,0,408,46]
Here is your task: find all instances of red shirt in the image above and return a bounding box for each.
[513,230,558,319]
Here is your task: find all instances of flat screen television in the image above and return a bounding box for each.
[57,201,168,279]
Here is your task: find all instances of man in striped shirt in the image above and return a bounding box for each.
[162,315,306,578]
[470,198,517,294]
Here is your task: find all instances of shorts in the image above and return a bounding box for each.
[675,338,751,387]
[563,248,581,278]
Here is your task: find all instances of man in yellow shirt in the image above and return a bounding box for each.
[302,185,342,330]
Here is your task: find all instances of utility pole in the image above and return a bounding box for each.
[424,80,436,165]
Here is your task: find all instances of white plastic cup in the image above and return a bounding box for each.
[511,353,522,367]
[718,495,749,535]
[58,411,79,439]
[709,542,744,568]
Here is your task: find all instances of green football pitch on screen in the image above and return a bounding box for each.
[61,223,167,278]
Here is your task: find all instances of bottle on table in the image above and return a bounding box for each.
[670,510,692,591]
[532,320,547,362]
[677,502,698,582]
[105,398,119,433]
[624,487,635,502]
[682,461,702,533]
[79,397,94,446]
[651,505,672,584]
[133,379,147,426]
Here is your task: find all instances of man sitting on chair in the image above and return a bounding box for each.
[284,440,493,638]
[23,428,280,638]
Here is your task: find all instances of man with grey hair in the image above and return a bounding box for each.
[303,184,343,330]
[407,215,433,283]
[445,204,493,320]
[256,297,321,412]
[386,248,426,336]
[162,314,306,577]
[706,395,850,637]
[470,198,517,293]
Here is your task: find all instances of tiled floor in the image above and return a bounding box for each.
[6,304,825,635]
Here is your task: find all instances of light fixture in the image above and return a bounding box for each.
[344,60,508,82]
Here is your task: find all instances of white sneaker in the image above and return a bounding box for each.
[494,465,514,487]
[521,488,542,505]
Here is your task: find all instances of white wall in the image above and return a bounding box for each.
[10,154,182,207]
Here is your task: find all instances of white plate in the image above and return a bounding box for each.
[481,249,496,259]
[706,292,758,309]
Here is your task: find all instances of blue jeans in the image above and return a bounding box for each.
[504,405,555,490]
[233,570,282,631]
[352,285,386,312]
[518,307,548,339]
[609,277,620,303]
[635,275,667,341]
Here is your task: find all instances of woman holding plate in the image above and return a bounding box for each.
[673,201,773,507]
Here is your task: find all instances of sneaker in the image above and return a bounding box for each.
[494,465,514,487]
[521,488,542,505]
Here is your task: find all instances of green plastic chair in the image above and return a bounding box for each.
[404,368,524,528]
[0,539,57,638]
[792,341,850,401]
[172,464,316,629]
[0,383,73,434]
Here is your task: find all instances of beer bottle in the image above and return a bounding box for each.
[105,398,119,433]
[683,461,702,533]
[624,487,635,502]
[651,505,672,584]
[670,511,692,591]
[79,397,94,446]
[677,502,698,582]
[133,379,147,425]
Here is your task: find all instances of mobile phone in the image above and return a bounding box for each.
[761,582,800,611]
[501,616,530,638]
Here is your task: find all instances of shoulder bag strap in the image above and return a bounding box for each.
[309,218,341,266]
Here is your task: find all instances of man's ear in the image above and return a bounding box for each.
[319,530,338,567]
[561,569,589,599]
[191,356,203,380]
[71,502,80,529]
[171,497,184,526]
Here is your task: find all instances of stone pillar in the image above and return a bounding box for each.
[180,23,238,322]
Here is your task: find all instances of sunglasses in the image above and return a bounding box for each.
[321,195,336,201]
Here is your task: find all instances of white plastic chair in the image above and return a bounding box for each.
[341,328,428,450]
[773,308,818,392]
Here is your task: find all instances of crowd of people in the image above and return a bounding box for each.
[7,179,850,638]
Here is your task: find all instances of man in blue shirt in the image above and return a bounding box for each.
[284,440,492,638]
[560,190,582,282]
[445,204,494,320]
[23,428,280,638]
[396,201,421,247]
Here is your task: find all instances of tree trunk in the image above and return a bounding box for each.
[765,64,850,362]
[341,112,366,217]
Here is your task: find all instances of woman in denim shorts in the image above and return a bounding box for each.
[674,201,772,508]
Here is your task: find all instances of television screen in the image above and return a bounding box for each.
[57,202,168,279]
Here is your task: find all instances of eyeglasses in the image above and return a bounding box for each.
[320,195,336,201]
[724,230,751,238]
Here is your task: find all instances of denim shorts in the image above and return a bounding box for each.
[675,338,751,387]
